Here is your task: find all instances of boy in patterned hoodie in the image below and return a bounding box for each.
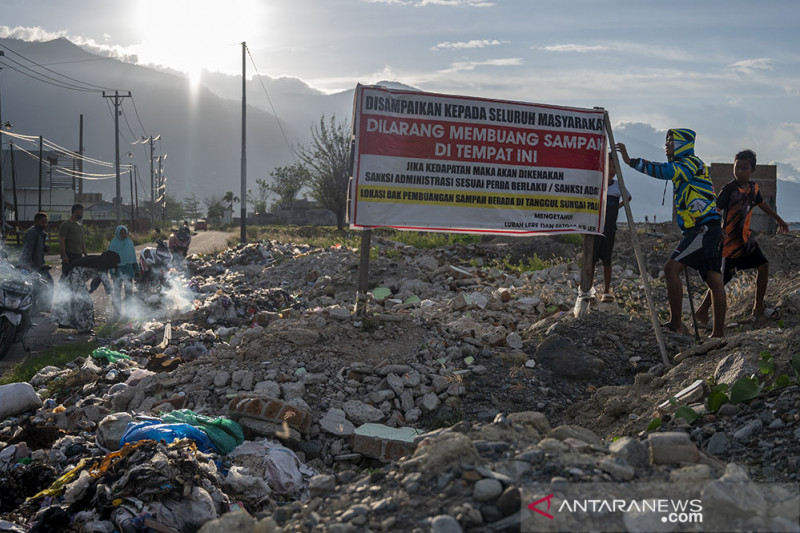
[617,129,726,337]
[694,149,788,324]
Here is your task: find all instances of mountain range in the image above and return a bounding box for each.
[2,37,799,223]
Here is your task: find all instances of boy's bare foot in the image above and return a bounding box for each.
[751,304,765,317]
[662,321,689,335]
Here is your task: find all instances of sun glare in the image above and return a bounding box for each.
[134,0,267,79]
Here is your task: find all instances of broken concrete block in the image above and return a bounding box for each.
[647,432,699,465]
[353,423,423,462]
[228,395,312,433]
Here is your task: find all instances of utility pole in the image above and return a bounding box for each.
[129,165,134,225]
[0,50,4,235]
[102,90,132,225]
[240,41,247,243]
[38,136,43,212]
[158,154,167,224]
[139,135,159,229]
[78,114,84,199]
[133,165,139,223]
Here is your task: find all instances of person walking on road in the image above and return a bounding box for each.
[58,204,87,265]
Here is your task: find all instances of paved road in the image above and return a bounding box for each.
[0,230,233,368]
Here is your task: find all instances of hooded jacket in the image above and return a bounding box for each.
[628,128,719,233]
[108,225,140,279]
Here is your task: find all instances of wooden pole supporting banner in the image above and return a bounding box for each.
[604,111,671,367]
[574,235,594,318]
[354,229,372,316]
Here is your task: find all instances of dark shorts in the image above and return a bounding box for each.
[671,223,722,281]
[722,245,768,284]
[593,196,620,265]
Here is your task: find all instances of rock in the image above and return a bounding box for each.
[213,371,231,388]
[716,403,741,418]
[508,411,550,434]
[421,392,440,412]
[597,458,635,480]
[308,474,336,497]
[96,412,134,450]
[473,478,503,502]
[714,352,758,385]
[702,463,766,520]
[431,514,463,533]
[280,381,306,401]
[668,464,713,484]
[647,432,699,464]
[197,511,253,533]
[505,332,523,350]
[342,400,384,425]
[535,335,604,380]
[495,486,521,517]
[706,432,729,455]
[320,408,356,436]
[733,419,763,443]
[386,373,405,395]
[253,380,281,398]
[548,425,602,446]
[609,436,649,468]
[410,432,480,475]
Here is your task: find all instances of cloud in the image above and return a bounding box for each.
[728,58,773,74]
[0,25,66,41]
[0,25,140,64]
[540,44,609,53]
[772,161,800,183]
[364,0,494,6]
[433,39,508,50]
[439,57,522,73]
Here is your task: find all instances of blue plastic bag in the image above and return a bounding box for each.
[119,420,215,453]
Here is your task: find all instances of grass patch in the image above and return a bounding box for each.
[491,253,550,274]
[0,341,97,386]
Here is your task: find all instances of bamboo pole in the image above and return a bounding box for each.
[604,111,670,367]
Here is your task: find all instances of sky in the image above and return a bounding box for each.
[2,0,800,219]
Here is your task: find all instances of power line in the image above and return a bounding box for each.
[245,45,298,162]
[0,42,118,92]
[0,57,98,93]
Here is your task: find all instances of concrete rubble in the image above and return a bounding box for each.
[0,231,798,531]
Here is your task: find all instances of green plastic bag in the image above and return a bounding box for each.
[161,409,244,454]
[91,347,131,364]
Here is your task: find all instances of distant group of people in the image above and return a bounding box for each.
[19,203,140,334]
[594,128,787,338]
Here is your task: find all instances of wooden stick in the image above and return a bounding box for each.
[603,111,670,367]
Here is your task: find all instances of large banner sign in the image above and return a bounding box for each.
[350,84,609,235]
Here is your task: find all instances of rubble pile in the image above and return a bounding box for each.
[0,229,798,531]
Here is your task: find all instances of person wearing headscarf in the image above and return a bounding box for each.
[50,251,120,333]
[107,225,140,316]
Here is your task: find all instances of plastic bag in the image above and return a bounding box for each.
[119,421,214,453]
[160,410,244,454]
[91,347,131,364]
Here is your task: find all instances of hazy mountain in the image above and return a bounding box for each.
[0,37,306,206]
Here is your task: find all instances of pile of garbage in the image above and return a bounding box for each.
[0,232,798,531]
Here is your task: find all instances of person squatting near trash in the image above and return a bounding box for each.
[107,225,140,318]
[693,149,789,327]
[591,156,631,303]
[617,128,726,338]
[50,251,120,333]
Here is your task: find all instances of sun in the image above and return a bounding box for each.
[133,0,268,82]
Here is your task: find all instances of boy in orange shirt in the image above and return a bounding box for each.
[695,149,788,325]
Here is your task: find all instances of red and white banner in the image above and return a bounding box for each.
[350,84,608,235]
